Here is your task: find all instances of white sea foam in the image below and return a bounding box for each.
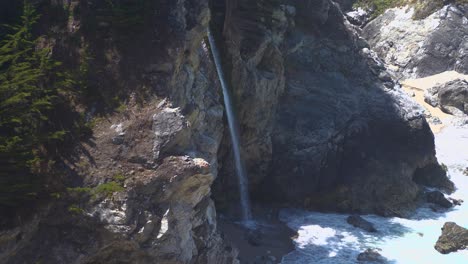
[281,124,468,263]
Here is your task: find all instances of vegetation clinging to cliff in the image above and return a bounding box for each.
[0,2,84,208]
[355,0,468,19]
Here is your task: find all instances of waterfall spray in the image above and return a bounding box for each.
[207,29,253,223]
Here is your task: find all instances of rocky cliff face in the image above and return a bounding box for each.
[362,4,468,79]
[214,0,452,215]
[0,0,456,263]
[216,0,453,216]
[1,0,237,263]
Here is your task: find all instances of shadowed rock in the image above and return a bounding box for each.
[427,191,453,208]
[347,215,377,232]
[357,248,385,262]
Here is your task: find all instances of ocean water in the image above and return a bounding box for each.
[280,125,468,263]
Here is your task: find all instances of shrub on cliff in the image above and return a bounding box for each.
[355,0,468,19]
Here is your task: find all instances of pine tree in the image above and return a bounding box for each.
[0,2,70,207]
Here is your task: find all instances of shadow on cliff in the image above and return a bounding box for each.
[210,0,454,217]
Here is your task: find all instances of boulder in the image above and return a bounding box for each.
[346,8,371,27]
[346,215,377,232]
[436,79,468,115]
[426,191,453,208]
[435,222,468,254]
[357,248,385,262]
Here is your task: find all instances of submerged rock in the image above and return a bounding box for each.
[435,222,468,254]
[346,215,377,232]
[426,191,453,208]
[357,248,385,262]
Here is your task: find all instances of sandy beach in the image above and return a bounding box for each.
[401,71,468,133]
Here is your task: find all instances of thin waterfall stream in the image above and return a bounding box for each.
[207,29,253,223]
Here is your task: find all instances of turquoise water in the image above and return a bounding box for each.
[281,125,468,263]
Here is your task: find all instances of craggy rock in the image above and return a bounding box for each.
[413,163,455,193]
[362,4,468,79]
[216,0,452,216]
[426,191,453,208]
[424,79,468,115]
[0,157,239,264]
[346,8,371,27]
[0,0,236,263]
[357,248,386,262]
[435,222,468,254]
[449,197,464,206]
[347,215,377,232]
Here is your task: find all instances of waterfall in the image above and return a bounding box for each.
[207,29,253,223]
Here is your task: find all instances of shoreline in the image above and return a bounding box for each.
[401,71,468,133]
[218,206,296,264]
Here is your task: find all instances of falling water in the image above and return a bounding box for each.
[207,29,253,223]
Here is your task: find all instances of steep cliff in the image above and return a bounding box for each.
[216,0,453,216]
[1,0,237,263]
[0,0,456,263]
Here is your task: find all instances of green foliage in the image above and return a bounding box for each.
[96,0,152,33]
[68,204,85,214]
[67,186,93,194]
[355,0,468,19]
[93,181,124,197]
[113,172,125,182]
[0,2,75,207]
[354,0,404,17]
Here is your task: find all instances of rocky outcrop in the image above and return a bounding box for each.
[0,0,458,262]
[426,191,453,208]
[0,158,238,264]
[435,222,468,254]
[424,79,468,115]
[215,0,452,216]
[357,248,385,262]
[347,215,377,232]
[362,4,468,79]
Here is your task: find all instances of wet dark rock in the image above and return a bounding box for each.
[357,248,385,262]
[426,191,453,208]
[449,197,464,206]
[347,215,377,232]
[435,222,468,254]
[413,163,455,193]
[253,255,275,264]
[247,229,263,247]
